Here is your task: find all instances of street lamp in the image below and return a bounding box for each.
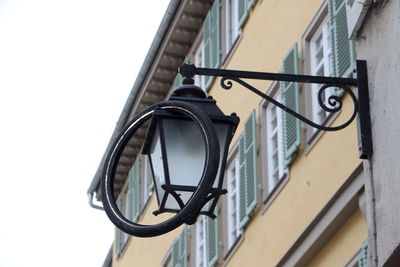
[101,60,372,237]
[101,83,238,237]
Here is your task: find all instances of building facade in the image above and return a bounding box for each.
[88,0,400,266]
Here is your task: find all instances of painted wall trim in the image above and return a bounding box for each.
[277,164,364,267]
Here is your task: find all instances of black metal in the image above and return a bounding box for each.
[179,61,372,158]
[356,60,373,159]
[140,85,239,225]
[101,100,221,237]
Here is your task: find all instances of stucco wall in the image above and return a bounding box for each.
[307,209,367,267]
[356,0,400,265]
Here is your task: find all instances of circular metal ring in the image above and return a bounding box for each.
[101,100,220,237]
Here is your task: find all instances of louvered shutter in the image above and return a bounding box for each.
[172,228,188,267]
[328,0,354,78]
[239,110,257,228]
[238,0,248,28]
[206,217,219,266]
[281,44,301,167]
[247,0,256,11]
[129,159,141,222]
[204,0,221,89]
[172,236,180,267]
[238,134,248,227]
[115,197,122,257]
[358,240,368,267]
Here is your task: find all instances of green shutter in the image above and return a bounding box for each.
[172,228,188,267]
[238,135,248,227]
[281,44,301,167]
[204,0,221,89]
[129,159,141,222]
[247,0,256,11]
[115,197,122,257]
[206,217,218,267]
[358,240,368,267]
[328,0,354,78]
[238,0,248,28]
[172,236,180,267]
[146,158,154,192]
[239,110,257,228]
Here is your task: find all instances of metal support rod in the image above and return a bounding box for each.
[356,60,373,159]
[180,63,358,86]
[179,60,373,159]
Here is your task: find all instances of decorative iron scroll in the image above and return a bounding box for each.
[180,63,359,132]
[220,76,358,131]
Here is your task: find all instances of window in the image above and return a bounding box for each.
[265,92,285,192]
[115,192,130,257]
[162,228,188,267]
[309,16,333,127]
[260,81,292,203]
[222,0,239,58]
[141,156,153,209]
[303,0,355,143]
[193,215,219,267]
[196,216,207,267]
[226,154,242,250]
[194,41,206,89]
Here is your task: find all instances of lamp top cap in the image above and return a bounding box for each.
[171,84,207,99]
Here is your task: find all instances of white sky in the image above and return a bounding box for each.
[0,1,169,266]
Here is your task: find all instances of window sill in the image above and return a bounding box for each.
[116,236,132,260]
[222,233,244,267]
[221,33,243,68]
[304,109,341,156]
[261,172,290,214]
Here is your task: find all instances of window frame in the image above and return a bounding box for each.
[225,152,242,251]
[259,81,289,206]
[222,0,239,58]
[140,156,153,213]
[194,40,206,89]
[309,15,334,130]
[115,188,131,259]
[195,216,207,267]
[302,2,340,149]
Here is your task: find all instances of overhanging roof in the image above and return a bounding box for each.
[87,0,213,202]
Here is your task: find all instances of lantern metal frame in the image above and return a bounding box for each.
[142,86,239,220]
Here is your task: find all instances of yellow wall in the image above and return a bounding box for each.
[112,196,184,267]
[307,209,367,267]
[208,0,364,266]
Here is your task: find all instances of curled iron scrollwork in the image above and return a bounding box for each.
[220,77,358,132]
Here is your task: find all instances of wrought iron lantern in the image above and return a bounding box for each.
[101,83,238,237]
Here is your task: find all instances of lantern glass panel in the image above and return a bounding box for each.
[162,118,206,209]
[147,123,166,206]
